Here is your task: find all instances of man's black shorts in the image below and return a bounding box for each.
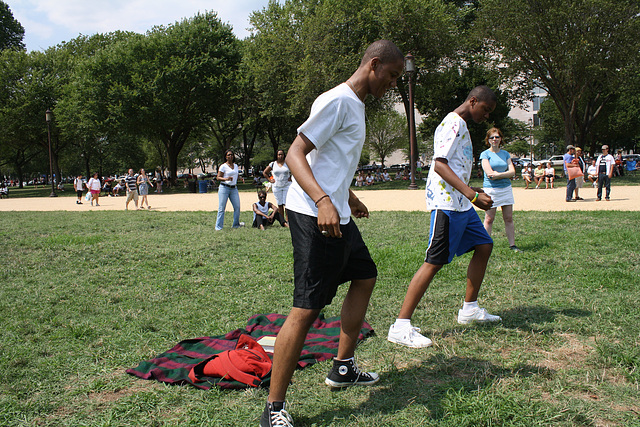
[288,210,377,309]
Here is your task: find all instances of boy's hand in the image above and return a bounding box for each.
[473,192,493,210]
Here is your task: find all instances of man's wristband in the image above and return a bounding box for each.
[314,194,330,207]
[470,192,479,203]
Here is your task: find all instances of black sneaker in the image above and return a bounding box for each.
[260,401,293,427]
[324,358,379,389]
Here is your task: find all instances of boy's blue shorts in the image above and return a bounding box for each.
[425,208,493,265]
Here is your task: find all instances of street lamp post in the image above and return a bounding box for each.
[45,109,57,197]
[528,118,533,164]
[405,53,418,190]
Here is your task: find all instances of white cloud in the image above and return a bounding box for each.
[8,0,270,51]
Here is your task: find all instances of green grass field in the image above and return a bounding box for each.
[1,209,639,426]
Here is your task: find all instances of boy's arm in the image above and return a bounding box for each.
[286,133,342,238]
[433,159,493,210]
[348,190,369,218]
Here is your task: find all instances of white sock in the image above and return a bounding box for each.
[462,301,479,313]
[393,318,412,329]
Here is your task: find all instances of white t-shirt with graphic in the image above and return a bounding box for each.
[426,112,473,212]
[286,83,365,224]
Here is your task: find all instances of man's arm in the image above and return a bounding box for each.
[286,133,342,238]
[433,159,493,210]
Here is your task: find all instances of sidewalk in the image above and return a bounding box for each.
[0,186,638,212]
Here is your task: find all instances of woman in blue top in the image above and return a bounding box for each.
[480,127,521,252]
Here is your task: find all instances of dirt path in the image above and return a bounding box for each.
[0,185,637,212]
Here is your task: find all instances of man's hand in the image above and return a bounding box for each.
[317,197,342,238]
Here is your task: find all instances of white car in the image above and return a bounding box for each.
[533,155,565,167]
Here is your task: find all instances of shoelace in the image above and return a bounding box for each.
[270,409,293,427]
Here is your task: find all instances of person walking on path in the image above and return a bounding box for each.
[573,147,586,200]
[262,149,292,221]
[260,40,404,427]
[124,169,139,210]
[596,145,615,201]
[87,173,101,207]
[480,127,521,252]
[154,168,163,193]
[73,174,85,205]
[564,145,579,202]
[137,168,153,209]
[387,85,501,350]
[215,150,244,230]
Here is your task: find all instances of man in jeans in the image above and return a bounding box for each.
[595,145,615,201]
[563,145,579,202]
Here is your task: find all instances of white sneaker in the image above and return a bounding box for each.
[387,324,433,348]
[457,307,502,324]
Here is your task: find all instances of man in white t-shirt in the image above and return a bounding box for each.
[388,85,501,350]
[595,144,615,201]
[260,40,404,427]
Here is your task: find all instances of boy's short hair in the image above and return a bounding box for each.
[257,189,267,198]
[360,40,403,66]
[466,85,497,104]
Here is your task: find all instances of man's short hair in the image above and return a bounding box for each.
[360,40,403,66]
[466,85,497,104]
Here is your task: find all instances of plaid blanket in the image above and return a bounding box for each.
[126,313,375,389]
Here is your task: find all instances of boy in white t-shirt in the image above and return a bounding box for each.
[388,85,501,349]
[260,40,404,427]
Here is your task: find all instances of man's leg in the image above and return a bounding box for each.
[597,174,604,199]
[604,175,611,199]
[337,277,376,359]
[268,307,320,403]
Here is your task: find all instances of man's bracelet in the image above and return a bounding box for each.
[470,192,479,203]
[314,194,330,207]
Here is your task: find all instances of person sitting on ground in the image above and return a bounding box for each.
[102,180,112,196]
[534,163,545,189]
[521,164,532,189]
[382,169,391,182]
[587,159,598,187]
[113,179,125,196]
[544,162,555,189]
[355,170,365,187]
[252,190,287,230]
[0,182,8,198]
[365,172,374,186]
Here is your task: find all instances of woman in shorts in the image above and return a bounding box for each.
[262,150,291,221]
[534,163,545,188]
[521,164,532,189]
[544,162,555,189]
[480,127,521,252]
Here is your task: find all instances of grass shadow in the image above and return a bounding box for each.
[300,356,552,425]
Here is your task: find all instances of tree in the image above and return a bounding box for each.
[366,108,406,167]
[0,1,24,51]
[478,0,640,150]
[88,12,241,183]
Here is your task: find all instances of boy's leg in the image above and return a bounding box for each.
[397,262,442,319]
[268,307,320,403]
[464,243,492,303]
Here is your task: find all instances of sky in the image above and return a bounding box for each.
[6,0,272,52]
